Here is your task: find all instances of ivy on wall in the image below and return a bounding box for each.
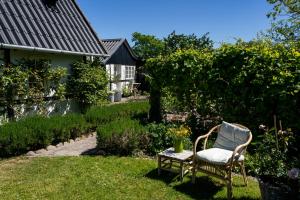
[0,59,67,119]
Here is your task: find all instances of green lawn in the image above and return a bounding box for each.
[0,156,260,200]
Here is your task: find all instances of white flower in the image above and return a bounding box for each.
[259,124,267,130]
[288,168,300,180]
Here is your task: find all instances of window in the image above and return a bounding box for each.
[125,66,135,79]
[114,64,121,77]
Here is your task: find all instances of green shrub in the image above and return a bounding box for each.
[96,118,147,155]
[0,114,89,157]
[85,101,149,125]
[67,61,108,105]
[145,123,173,155]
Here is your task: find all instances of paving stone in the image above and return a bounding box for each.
[46,145,56,151]
[56,143,63,148]
[35,149,47,154]
[29,136,97,157]
[26,151,36,156]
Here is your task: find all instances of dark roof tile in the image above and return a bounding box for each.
[0,0,107,56]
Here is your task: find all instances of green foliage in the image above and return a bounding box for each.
[164,31,213,54]
[209,41,300,132]
[122,86,132,97]
[96,118,147,155]
[146,40,300,136]
[0,114,90,157]
[132,32,164,59]
[246,126,299,192]
[145,123,173,155]
[85,101,149,126]
[67,61,109,105]
[0,66,28,102]
[266,0,300,43]
[0,60,67,119]
[0,101,149,157]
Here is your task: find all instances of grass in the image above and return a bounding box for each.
[0,156,260,200]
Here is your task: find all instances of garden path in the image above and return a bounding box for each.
[26,95,149,157]
[27,134,97,157]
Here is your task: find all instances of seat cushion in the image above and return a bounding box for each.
[196,148,244,165]
[213,121,250,151]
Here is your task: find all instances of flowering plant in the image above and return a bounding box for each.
[168,125,191,140]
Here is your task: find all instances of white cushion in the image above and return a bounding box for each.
[213,121,250,151]
[196,148,244,165]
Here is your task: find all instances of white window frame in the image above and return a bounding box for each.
[125,66,135,80]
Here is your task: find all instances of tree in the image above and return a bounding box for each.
[131,32,164,59]
[132,31,214,122]
[266,0,300,44]
[163,31,213,54]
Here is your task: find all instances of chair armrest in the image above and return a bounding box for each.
[229,131,253,166]
[193,125,220,156]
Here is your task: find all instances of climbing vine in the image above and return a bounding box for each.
[0,59,67,119]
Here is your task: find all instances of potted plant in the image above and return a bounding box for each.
[250,121,299,200]
[108,91,115,102]
[168,125,191,153]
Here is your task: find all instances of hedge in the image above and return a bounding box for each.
[96,118,148,155]
[0,114,90,157]
[85,101,149,125]
[0,101,149,157]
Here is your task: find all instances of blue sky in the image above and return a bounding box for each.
[76,0,273,46]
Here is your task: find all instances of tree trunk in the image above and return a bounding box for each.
[149,86,162,122]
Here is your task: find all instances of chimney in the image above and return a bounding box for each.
[44,0,59,7]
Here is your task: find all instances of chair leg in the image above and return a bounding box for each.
[192,164,196,184]
[240,161,248,186]
[226,169,233,200]
[227,180,232,200]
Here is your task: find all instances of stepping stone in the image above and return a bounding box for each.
[56,143,63,148]
[46,145,56,151]
[35,149,47,154]
[26,151,36,156]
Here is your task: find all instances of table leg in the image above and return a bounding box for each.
[158,155,161,175]
[180,161,184,182]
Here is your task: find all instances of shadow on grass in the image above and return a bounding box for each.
[145,169,259,200]
[81,148,98,156]
[145,169,222,199]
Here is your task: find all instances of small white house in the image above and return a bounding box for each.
[101,39,139,93]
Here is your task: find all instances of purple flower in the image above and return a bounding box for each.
[288,168,300,180]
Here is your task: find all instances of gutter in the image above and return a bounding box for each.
[0,43,110,57]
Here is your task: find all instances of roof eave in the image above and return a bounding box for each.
[0,43,109,57]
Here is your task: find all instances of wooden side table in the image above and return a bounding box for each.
[158,148,193,182]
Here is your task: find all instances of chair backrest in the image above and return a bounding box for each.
[213,121,250,151]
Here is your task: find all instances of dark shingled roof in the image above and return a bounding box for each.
[101,38,137,64]
[0,0,108,56]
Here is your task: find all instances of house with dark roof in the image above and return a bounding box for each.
[0,0,108,67]
[0,0,108,121]
[101,38,138,93]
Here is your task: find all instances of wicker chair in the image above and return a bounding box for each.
[192,121,252,199]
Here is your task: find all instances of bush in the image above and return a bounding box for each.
[0,114,90,157]
[96,118,147,155]
[85,101,149,125]
[67,61,108,105]
[145,123,173,155]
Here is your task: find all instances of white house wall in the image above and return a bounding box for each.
[11,49,82,73]
[0,49,85,124]
[106,64,136,92]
